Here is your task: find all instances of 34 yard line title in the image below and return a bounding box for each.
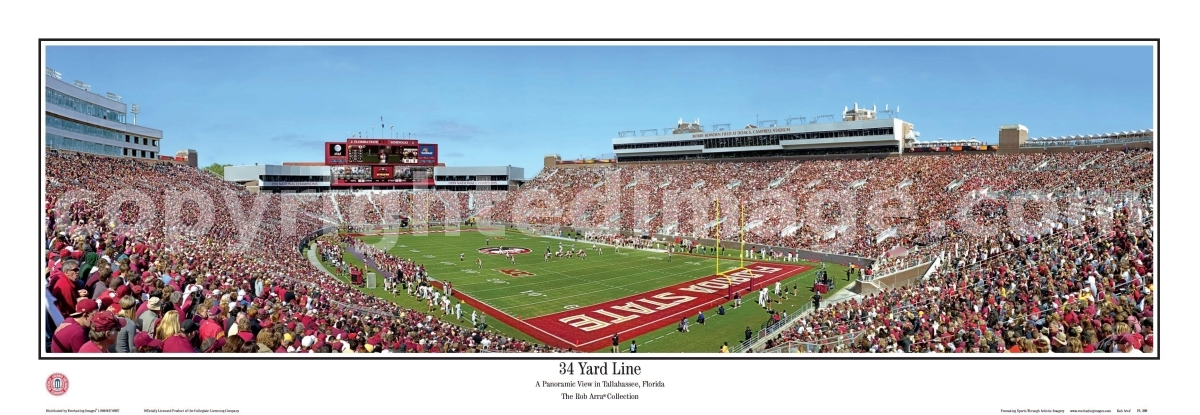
[559,361,642,376]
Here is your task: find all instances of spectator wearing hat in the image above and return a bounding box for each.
[1050,331,1069,353]
[50,298,98,353]
[80,311,124,353]
[278,333,294,353]
[134,332,163,353]
[78,246,99,289]
[1116,334,1142,354]
[199,305,224,341]
[138,296,162,333]
[113,296,139,353]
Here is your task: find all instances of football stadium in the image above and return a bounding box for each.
[43,52,1155,355]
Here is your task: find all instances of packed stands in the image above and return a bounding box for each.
[485,150,1152,265]
[45,151,572,353]
[45,146,1154,354]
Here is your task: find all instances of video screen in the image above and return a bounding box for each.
[332,166,429,183]
[344,144,420,164]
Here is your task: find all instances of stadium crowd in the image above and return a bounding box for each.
[45,146,1153,354]
[45,151,570,353]
[764,198,1153,353]
[486,150,1151,268]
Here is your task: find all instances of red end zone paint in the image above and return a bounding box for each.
[524,262,811,352]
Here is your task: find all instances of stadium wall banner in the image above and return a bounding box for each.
[435,180,509,186]
[261,181,331,187]
[325,141,348,164]
[418,144,438,164]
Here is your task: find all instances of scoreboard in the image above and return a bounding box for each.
[329,165,434,186]
[325,139,438,166]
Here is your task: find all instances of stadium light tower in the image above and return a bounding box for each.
[46,67,62,80]
[712,123,731,131]
[73,80,91,92]
[131,104,140,125]
[809,115,835,124]
[786,115,806,125]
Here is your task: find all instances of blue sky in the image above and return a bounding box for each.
[45,45,1153,177]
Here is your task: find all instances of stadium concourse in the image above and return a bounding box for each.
[44,147,1154,353]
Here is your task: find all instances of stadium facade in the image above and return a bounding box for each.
[224,164,332,193]
[612,104,917,162]
[224,164,524,193]
[44,69,163,160]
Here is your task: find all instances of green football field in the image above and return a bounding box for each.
[335,228,849,352]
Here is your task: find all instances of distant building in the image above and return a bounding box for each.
[175,149,198,168]
[44,68,164,159]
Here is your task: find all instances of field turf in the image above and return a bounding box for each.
[339,228,848,352]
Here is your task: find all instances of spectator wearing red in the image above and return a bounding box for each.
[134,332,163,353]
[50,299,98,353]
[163,320,199,353]
[50,260,84,318]
[79,311,124,353]
[199,305,224,341]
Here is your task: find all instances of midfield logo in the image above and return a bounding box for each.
[478,247,531,255]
